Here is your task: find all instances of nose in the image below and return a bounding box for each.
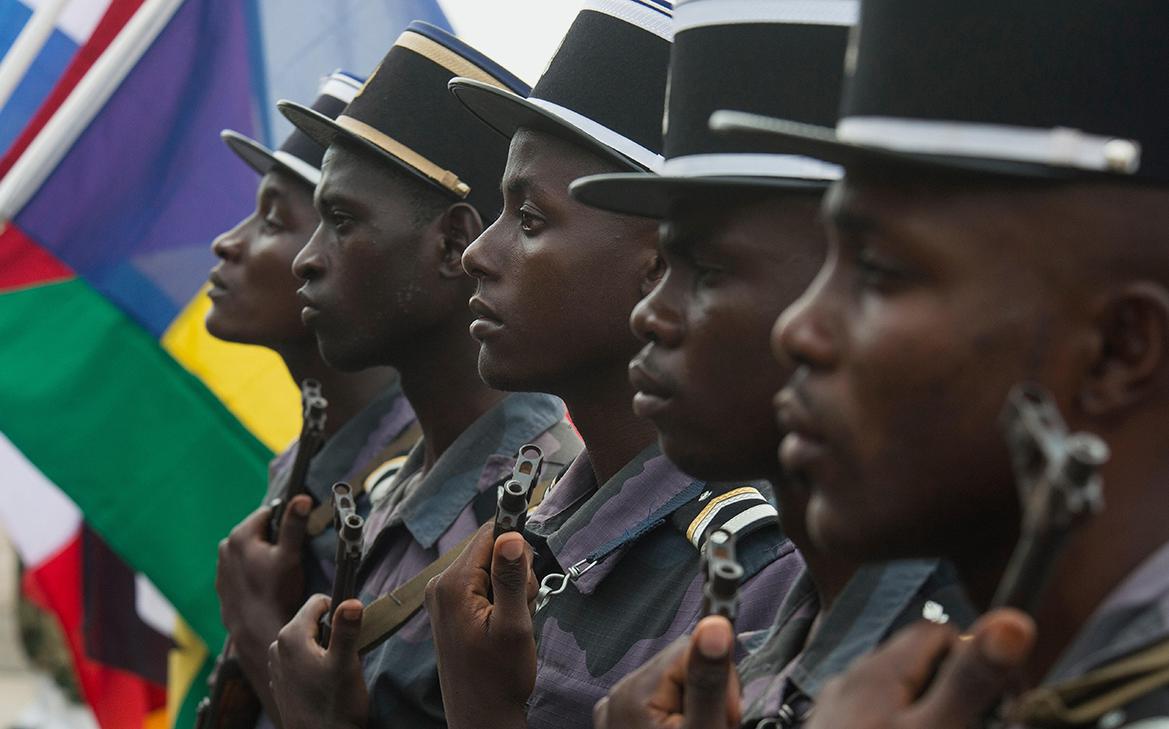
[630,269,683,347]
[292,223,326,281]
[211,217,248,261]
[772,270,839,372]
[462,214,502,279]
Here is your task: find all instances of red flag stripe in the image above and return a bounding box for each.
[0,0,145,178]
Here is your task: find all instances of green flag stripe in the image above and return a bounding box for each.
[0,278,271,647]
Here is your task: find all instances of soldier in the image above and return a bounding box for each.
[207,70,421,725]
[264,24,581,729]
[424,4,804,729]
[570,3,972,727]
[712,0,1169,726]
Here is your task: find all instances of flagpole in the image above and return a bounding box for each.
[0,0,72,113]
[0,0,186,220]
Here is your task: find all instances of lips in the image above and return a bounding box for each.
[628,348,675,419]
[207,269,229,297]
[297,286,322,325]
[774,372,831,473]
[468,295,504,340]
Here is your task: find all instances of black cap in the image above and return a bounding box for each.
[449,0,673,173]
[712,0,1168,184]
[572,0,855,218]
[221,70,362,187]
[277,22,530,217]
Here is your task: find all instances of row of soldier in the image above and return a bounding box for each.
[199,1,1169,728]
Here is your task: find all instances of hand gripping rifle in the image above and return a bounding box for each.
[701,528,744,622]
[318,482,364,647]
[267,379,328,542]
[493,444,544,539]
[195,379,329,729]
[990,383,1109,614]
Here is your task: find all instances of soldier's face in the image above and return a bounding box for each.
[293,144,436,372]
[463,129,658,393]
[772,172,1079,565]
[629,193,824,483]
[206,170,318,349]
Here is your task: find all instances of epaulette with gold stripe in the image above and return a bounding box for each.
[670,481,783,579]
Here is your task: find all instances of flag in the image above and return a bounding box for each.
[0,0,452,726]
[0,0,113,154]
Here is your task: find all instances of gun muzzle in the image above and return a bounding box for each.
[702,529,743,621]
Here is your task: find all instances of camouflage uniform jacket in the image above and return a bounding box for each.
[1008,539,1169,728]
[360,391,581,729]
[264,380,419,596]
[523,443,805,729]
[738,560,974,729]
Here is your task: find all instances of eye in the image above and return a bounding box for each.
[328,208,355,234]
[518,204,545,235]
[854,244,909,290]
[260,215,284,235]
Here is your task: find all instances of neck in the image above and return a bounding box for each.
[387,320,505,473]
[772,476,857,614]
[277,342,398,439]
[948,440,1169,687]
[558,362,657,486]
[1017,450,1169,686]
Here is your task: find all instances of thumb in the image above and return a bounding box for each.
[327,598,364,657]
[683,617,738,729]
[491,533,534,634]
[916,608,1035,725]
[278,494,312,549]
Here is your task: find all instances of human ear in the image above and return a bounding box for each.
[438,203,484,279]
[1079,282,1169,414]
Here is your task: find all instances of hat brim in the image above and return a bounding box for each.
[221,130,277,177]
[276,100,459,200]
[449,78,648,173]
[709,110,1121,183]
[570,172,826,219]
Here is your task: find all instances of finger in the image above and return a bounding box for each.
[238,504,275,541]
[854,621,959,704]
[290,593,332,630]
[682,617,736,729]
[327,598,364,657]
[490,532,534,635]
[593,696,610,729]
[913,609,1035,726]
[277,494,313,550]
[458,523,499,596]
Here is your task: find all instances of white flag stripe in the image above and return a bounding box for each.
[0,432,80,567]
[19,0,113,45]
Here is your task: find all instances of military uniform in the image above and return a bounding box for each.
[360,391,581,729]
[523,443,804,729]
[1004,541,1169,729]
[263,379,419,596]
[738,560,975,729]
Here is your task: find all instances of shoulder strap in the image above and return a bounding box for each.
[305,421,424,537]
[670,483,779,550]
[355,463,560,654]
[1009,637,1169,727]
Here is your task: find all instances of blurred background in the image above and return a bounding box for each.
[0,1,582,727]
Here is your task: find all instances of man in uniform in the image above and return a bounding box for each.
[207,70,420,724]
[263,24,581,729]
[569,3,971,727]
[424,4,803,728]
[708,0,1169,726]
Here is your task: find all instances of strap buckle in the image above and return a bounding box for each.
[535,558,595,612]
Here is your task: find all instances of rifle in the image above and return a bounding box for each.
[195,379,329,729]
[701,528,743,622]
[318,482,364,647]
[991,383,1109,613]
[268,379,328,542]
[493,444,544,539]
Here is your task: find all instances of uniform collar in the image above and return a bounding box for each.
[391,391,566,549]
[527,442,701,594]
[304,380,412,504]
[1045,539,1169,684]
[789,560,945,699]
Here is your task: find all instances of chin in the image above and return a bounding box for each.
[476,349,537,393]
[204,315,247,345]
[317,338,376,373]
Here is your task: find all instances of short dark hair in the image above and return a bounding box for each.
[333,137,454,228]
